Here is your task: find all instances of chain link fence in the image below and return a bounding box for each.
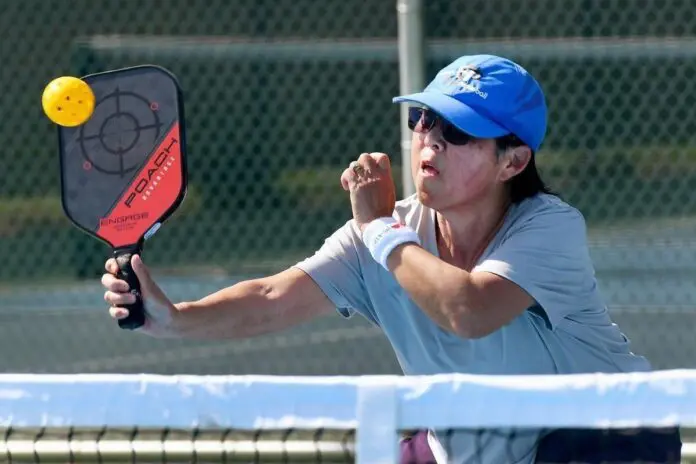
[1,0,695,375]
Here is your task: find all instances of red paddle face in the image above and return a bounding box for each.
[96,122,184,247]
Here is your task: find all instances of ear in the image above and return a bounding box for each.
[498,145,532,182]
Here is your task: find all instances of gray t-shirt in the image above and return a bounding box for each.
[295,193,651,463]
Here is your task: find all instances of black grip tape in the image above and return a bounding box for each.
[114,246,146,330]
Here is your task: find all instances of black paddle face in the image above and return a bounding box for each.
[57,65,187,329]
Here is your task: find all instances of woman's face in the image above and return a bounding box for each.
[410,110,504,211]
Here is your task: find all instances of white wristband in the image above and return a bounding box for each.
[362,217,421,270]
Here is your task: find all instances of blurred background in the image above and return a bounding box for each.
[1,0,695,376]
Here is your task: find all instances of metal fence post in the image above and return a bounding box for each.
[396,0,425,199]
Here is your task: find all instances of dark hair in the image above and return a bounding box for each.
[496,134,556,204]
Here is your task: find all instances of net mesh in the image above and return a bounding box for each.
[0,427,685,463]
[0,372,693,463]
[0,428,356,463]
[1,0,696,382]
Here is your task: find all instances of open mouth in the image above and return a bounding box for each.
[420,160,439,176]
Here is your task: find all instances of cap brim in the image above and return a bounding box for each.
[393,92,509,139]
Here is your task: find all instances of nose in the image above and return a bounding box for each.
[421,121,445,153]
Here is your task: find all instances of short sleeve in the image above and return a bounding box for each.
[293,220,377,324]
[473,206,598,330]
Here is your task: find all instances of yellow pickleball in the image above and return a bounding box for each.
[41,76,95,127]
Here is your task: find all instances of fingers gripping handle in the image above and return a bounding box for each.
[114,246,146,330]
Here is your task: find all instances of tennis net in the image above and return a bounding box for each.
[0,371,694,463]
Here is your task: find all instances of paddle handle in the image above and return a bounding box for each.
[114,245,146,330]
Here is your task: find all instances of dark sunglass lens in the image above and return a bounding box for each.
[407,107,423,130]
[421,110,436,130]
[441,121,472,145]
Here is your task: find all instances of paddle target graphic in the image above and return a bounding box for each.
[78,86,163,176]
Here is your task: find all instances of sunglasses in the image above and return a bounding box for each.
[407,107,475,145]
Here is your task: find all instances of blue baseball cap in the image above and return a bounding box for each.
[392,54,547,152]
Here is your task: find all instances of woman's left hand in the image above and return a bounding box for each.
[340,152,397,232]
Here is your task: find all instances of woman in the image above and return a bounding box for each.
[102,54,681,462]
